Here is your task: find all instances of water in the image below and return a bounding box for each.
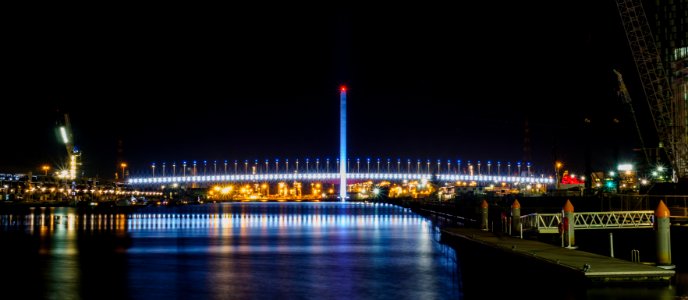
[1,203,685,299]
[0,203,459,299]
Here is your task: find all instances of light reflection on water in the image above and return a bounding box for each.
[0,203,459,299]
[2,203,685,299]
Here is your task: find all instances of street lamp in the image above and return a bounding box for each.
[173,162,177,176]
[120,163,127,181]
[527,162,532,176]
[487,161,491,175]
[152,163,156,177]
[555,161,562,190]
[457,160,462,174]
[316,158,319,173]
[183,161,187,176]
[162,162,166,177]
[42,165,50,176]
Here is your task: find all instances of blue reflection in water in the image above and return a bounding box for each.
[2,203,686,299]
[0,203,458,299]
[125,203,458,299]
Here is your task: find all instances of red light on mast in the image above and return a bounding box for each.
[340,85,347,92]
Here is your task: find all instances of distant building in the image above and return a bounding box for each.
[651,0,687,176]
[651,0,687,76]
[672,47,687,162]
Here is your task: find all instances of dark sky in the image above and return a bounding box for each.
[3,2,650,178]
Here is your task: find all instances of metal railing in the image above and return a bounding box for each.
[521,213,561,234]
[631,249,641,263]
[521,210,655,233]
[574,211,654,229]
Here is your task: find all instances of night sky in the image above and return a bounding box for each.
[3,2,650,179]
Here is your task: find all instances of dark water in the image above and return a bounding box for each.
[0,203,459,299]
[1,203,685,299]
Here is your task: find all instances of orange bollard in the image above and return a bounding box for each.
[655,200,673,269]
[563,199,575,249]
[511,199,521,237]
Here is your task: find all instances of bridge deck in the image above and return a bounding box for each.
[442,227,674,284]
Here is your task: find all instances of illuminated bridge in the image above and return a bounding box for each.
[127,89,556,196]
[128,158,555,187]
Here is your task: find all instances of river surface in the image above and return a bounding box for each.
[0,202,685,299]
[0,203,458,299]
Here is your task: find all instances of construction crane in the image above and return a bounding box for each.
[616,0,688,182]
[613,69,651,166]
[56,113,81,180]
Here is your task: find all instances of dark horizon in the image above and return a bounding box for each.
[2,2,652,179]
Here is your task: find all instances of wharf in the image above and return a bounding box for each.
[442,227,675,284]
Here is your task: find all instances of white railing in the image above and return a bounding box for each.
[521,210,654,233]
[521,213,561,234]
[574,211,654,229]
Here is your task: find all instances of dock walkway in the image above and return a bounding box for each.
[442,227,675,284]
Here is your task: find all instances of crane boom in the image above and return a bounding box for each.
[56,113,80,180]
[616,0,687,181]
[61,114,74,156]
[613,69,651,166]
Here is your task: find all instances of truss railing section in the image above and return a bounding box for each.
[128,173,554,185]
[521,213,562,234]
[521,210,655,233]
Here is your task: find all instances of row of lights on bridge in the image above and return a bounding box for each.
[142,159,534,177]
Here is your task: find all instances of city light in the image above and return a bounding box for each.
[59,126,69,144]
[617,164,633,171]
